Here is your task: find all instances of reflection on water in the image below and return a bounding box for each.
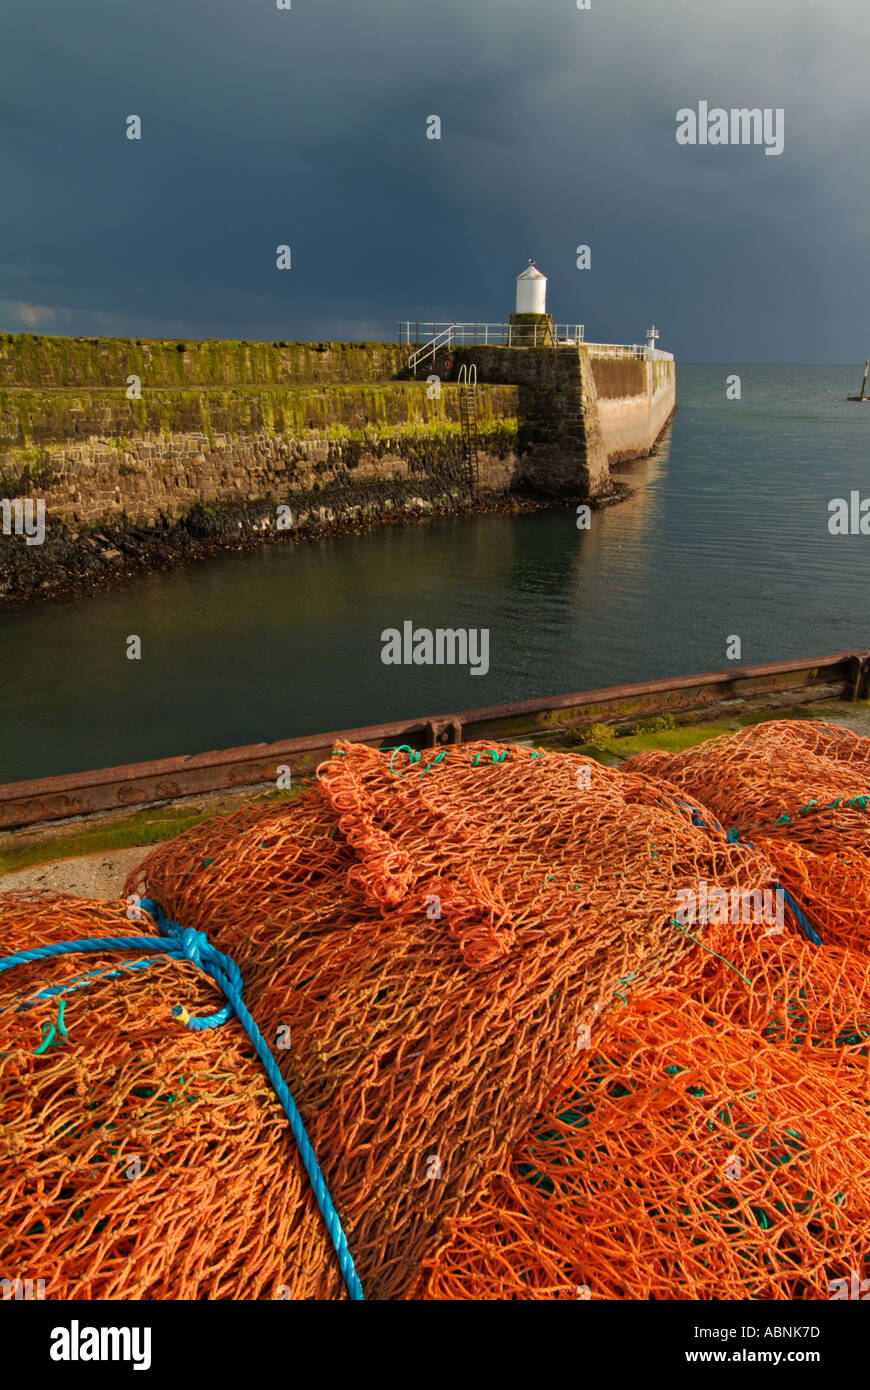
[1,366,869,781]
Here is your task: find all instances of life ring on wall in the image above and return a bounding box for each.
[443,354,454,372]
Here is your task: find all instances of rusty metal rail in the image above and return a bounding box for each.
[2,651,869,832]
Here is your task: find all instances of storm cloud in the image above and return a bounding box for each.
[1,0,868,361]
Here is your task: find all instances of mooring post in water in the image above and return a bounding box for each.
[850,360,870,401]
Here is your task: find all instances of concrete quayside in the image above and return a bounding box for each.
[1,650,866,834]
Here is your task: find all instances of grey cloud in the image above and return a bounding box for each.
[1,0,868,359]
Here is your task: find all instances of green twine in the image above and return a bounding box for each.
[388,746,457,778]
[32,998,69,1055]
[613,973,637,1005]
[418,750,448,778]
[387,744,513,775]
[388,744,420,776]
[745,792,870,837]
[471,748,509,766]
[669,918,753,990]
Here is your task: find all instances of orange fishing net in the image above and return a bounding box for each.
[0,893,345,1300]
[416,902,870,1299]
[623,718,870,857]
[622,719,870,943]
[1,727,869,1300]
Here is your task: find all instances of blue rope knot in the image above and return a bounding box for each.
[139,898,236,1032]
[180,927,207,967]
[0,898,364,1301]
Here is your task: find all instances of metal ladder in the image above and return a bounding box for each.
[457,362,480,497]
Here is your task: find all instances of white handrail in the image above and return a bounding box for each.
[400,323,671,364]
[399,322,586,349]
[407,325,456,372]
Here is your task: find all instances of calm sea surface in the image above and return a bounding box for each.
[2,364,869,782]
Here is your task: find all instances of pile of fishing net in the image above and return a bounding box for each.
[623,719,870,943]
[1,724,868,1300]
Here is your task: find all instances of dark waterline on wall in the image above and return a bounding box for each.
[2,364,869,783]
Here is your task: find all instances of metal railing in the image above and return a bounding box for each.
[586,343,675,362]
[586,343,645,360]
[400,322,672,371]
[406,325,457,373]
[403,321,587,372]
[400,321,585,347]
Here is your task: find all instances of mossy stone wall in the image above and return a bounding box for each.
[0,334,409,388]
[0,380,520,526]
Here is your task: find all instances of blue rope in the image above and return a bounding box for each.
[772,882,822,946]
[671,801,823,947]
[723,829,821,946]
[5,956,160,1015]
[0,899,364,1301]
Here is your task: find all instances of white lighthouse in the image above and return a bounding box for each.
[510,260,554,345]
[515,260,547,315]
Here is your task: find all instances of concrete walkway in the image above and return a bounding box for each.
[0,846,146,902]
[3,704,869,902]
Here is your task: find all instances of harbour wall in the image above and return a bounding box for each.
[0,380,521,530]
[0,332,675,601]
[441,345,610,496]
[0,336,411,389]
[440,346,676,492]
[590,358,677,463]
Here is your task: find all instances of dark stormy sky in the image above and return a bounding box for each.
[2,0,868,362]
